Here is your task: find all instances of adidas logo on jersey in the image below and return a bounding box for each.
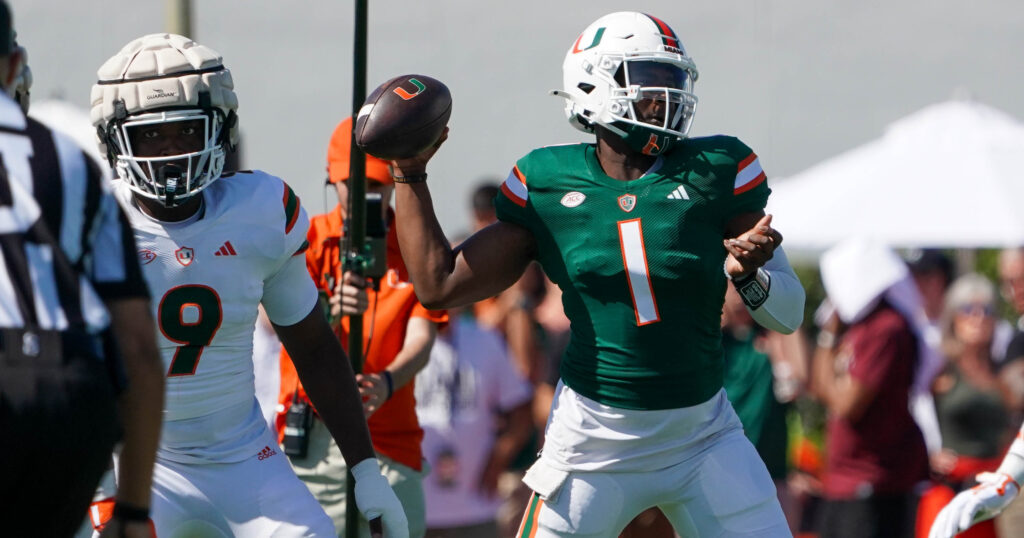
[214,241,237,256]
[256,445,277,461]
[667,185,689,200]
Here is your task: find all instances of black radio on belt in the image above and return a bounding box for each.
[282,398,313,459]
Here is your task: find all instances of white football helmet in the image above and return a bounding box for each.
[90,34,238,207]
[554,12,698,155]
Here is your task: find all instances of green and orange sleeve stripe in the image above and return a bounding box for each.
[282,184,301,234]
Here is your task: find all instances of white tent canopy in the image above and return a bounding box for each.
[766,100,1024,252]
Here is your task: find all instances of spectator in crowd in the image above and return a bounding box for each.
[995,247,1024,538]
[907,249,955,328]
[999,248,1024,414]
[460,182,549,535]
[415,305,534,538]
[467,181,545,385]
[812,238,929,538]
[918,274,1012,538]
[469,182,500,233]
[277,117,446,537]
[905,249,957,457]
[721,285,808,533]
[0,5,165,536]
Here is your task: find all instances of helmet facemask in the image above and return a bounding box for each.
[590,57,697,155]
[607,59,697,147]
[106,107,227,207]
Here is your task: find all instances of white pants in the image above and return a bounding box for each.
[150,428,335,537]
[518,384,790,537]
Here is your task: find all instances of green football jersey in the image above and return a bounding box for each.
[494,136,770,410]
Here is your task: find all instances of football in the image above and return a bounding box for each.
[354,74,452,160]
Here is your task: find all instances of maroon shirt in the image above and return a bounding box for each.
[824,302,929,499]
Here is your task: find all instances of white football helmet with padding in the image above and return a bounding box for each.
[90,34,238,207]
[554,12,698,156]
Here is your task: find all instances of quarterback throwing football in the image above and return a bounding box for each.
[89,34,407,537]
[392,12,805,537]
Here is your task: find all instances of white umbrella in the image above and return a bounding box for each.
[767,100,1024,251]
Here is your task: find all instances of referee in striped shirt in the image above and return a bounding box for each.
[0,3,165,536]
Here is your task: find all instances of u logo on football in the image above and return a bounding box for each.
[393,78,427,100]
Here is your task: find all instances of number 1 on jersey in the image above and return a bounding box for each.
[618,218,660,326]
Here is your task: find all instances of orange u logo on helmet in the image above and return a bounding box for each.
[393,78,427,100]
[642,134,662,155]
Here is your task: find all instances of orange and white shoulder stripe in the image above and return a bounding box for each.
[501,165,528,207]
[734,153,767,195]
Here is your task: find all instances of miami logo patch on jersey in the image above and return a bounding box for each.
[175,246,195,267]
[618,194,637,213]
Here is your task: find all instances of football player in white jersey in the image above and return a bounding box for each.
[88,34,408,538]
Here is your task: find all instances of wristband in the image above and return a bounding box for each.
[112,502,150,522]
[392,173,427,184]
[732,268,771,310]
[382,371,394,400]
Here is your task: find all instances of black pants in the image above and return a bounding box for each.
[0,333,121,537]
[817,493,917,538]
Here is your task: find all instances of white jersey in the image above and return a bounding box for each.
[114,170,318,463]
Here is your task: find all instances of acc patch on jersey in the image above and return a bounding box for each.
[560,191,586,208]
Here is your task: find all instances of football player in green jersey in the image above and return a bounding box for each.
[391,11,804,538]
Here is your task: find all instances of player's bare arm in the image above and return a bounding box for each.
[391,136,538,309]
[273,304,376,465]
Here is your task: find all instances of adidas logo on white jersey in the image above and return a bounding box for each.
[214,241,237,256]
[667,185,689,200]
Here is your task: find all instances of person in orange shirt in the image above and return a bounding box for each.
[278,117,446,537]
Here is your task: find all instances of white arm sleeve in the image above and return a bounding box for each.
[742,246,805,334]
[997,422,1024,485]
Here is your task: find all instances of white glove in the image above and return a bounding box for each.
[351,458,409,538]
[929,472,1020,538]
